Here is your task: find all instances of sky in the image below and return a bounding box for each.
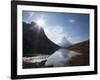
[22,11,89,46]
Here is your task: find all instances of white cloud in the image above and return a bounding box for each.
[69,19,76,23]
[44,25,67,45]
[23,12,35,23]
[28,12,35,18]
[27,12,35,20]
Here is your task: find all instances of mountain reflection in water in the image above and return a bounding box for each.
[45,49,81,67]
[23,49,81,68]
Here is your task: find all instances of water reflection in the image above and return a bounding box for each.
[45,48,81,67]
[23,48,82,68]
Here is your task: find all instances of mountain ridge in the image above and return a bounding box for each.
[23,21,60,57]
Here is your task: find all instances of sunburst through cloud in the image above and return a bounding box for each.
[23,11,89,46]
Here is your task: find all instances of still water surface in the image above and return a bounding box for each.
[45,49,81,67]
[23,49,81,67]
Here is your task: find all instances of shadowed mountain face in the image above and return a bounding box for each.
[23,22,60,57]
[68,40,89,66]
[68,40,89,53]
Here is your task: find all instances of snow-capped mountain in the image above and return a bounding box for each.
[58,37,72,48]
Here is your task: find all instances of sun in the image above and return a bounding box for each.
[36,19,45,27]
[35,16,46,28]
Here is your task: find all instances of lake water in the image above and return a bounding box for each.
[45,49,81,67]
[23,48,81,68]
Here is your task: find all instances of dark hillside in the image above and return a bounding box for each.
[68,40,89,66]
[23,22,60,57]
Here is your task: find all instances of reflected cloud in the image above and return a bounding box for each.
[45,49,81,67]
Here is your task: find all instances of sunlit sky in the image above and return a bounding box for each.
[22,11,89,45]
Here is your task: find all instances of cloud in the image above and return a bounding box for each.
[69,19,75,23]
[44,25,67,45]
[45,49,81,67]
[28,12,35,19]
[23,11,35,23]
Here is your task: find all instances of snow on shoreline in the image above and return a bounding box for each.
[23,55,49,63]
